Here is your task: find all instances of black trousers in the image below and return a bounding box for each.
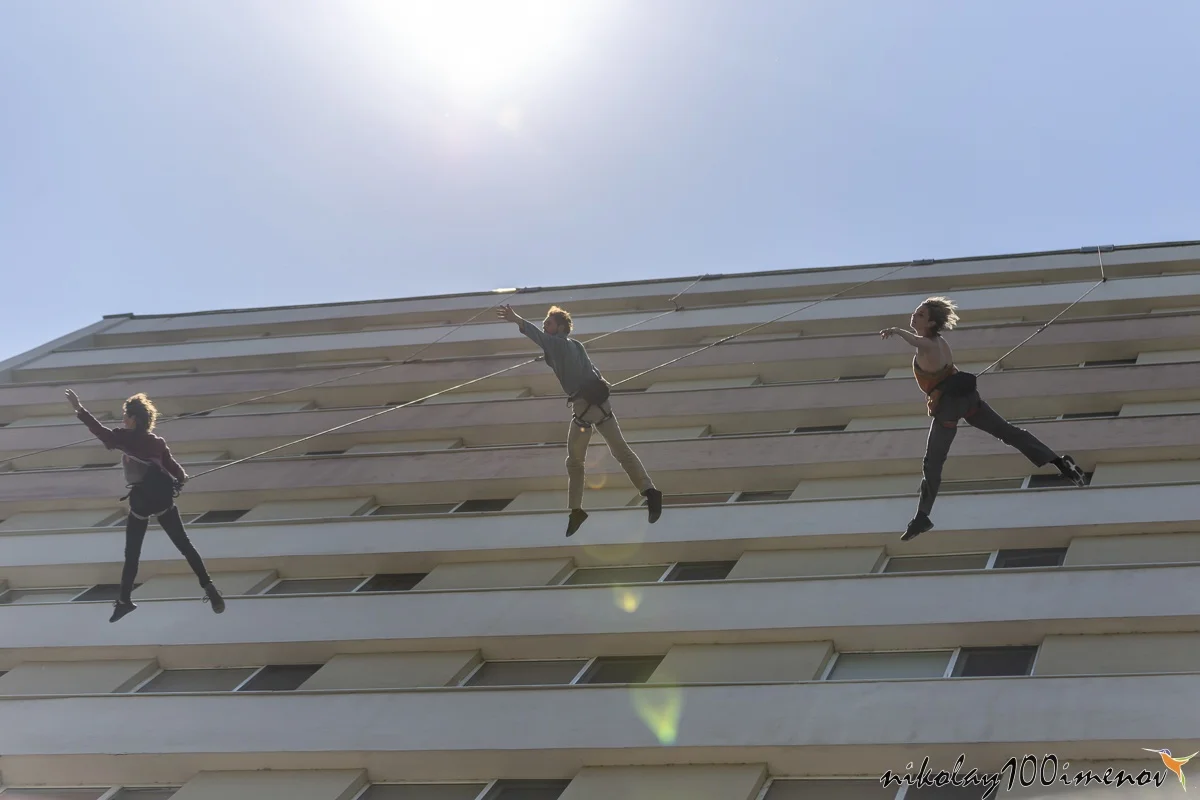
[917,391,1059,517]
[121,505,212,602]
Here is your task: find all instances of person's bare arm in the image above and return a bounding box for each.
[879,327,938,355]
[496,305,549,348]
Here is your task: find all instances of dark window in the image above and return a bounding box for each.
[838,374,886,381]
[1028,472,1092,488]
[994,548,1066,569]
[358,785,489,800]
[1082,358,1137,367]
[357,573,427,592]
[664,561,736,582]
[658,493,733,507]
[483,781,571,800]
[305,449,346,456]
[578,656,663,685]
[266,577,365,595]
[763,778,898,799]
[371,503,459,516]
[237,664,322,691]
[465,660,587,687]
[941,478,1025,493]
[111,789,182,800]
[792,424,847,434]
[454,498,513,513]
[906,785,988,800]
[72,584,130,602]
[192,509,249,524]
[952,646,1037,677]
[735,490,794,503]
[1061,411,1119,419]
[80,462,118,470]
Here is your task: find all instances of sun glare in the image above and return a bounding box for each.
[363,0,595,95]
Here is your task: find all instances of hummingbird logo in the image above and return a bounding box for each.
[1144,748,1200,790]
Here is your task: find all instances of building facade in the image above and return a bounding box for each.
[0,242,1198,799]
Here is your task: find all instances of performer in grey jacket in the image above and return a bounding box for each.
[498,304,663,536]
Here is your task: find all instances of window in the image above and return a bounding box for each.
[1028,472,1092,488]
[658,492,733,507]
[941,478,1024,493]
[1061,411,1119,419]
[305,449,347,456]
[826,651,953,681]
[882,554,991,573]
[359,786,490,800]
[72,584,129,602]
[993,548,1066,569]
[266,577,367,595]
[454,499,513,513]
[906,786,986,800]
[464,660,588,687]
[734,490,794,503]
[0,791,112,799]
[577,656,663,685]
[1082,358,1137,367]
[237,664,322,691]
[111,790,181,800]
[0,587,87,604]
[762,779,897,799]
[136,668,259,693]
[358,573,427,592]
[792,424,847,434]
[371,503,459,516]
[80,462,118,470]
[562,565,670,586]
[482,781,570,800]
[838,374,886,381]
[664,561,736,582]
[192,509,248,524]
[951,646,1037,677]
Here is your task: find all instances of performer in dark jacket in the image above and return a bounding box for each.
[67,389,224,622]
[497,304,663,536]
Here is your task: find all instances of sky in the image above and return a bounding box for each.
[2,0,1199,362]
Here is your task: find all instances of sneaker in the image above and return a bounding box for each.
[201,582,225,614]
[566,509,588,537]
[109,600,137,623]
[1057,455,1086,488]
[902,512,934,541]
[643,488,663,524]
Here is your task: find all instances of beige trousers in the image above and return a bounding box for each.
[566,398,653,509]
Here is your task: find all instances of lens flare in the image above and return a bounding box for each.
[631,683,684,745]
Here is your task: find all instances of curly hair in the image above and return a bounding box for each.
[546,305,573,334]
[123,393,159,432]
[921,296,960,334]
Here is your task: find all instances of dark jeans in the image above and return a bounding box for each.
[917,391,1059,517]
[122,505,211,602]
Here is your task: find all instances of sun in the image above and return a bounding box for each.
[357,0,599,95]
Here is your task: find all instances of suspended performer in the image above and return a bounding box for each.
[880,297,1086,541]
[497,304,663,536]
[66,389,225,622]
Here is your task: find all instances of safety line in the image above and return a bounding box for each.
[2,289,524,465]
[609,262,917,388]
[186,276,711,480]
[977,249,1109,376]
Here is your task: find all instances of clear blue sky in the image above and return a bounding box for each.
[3,1,1198,362]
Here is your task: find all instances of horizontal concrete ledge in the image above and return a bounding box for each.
[0,563,1198,659]
[0,415,1194,508]
[0,674,1194,761]
[6,360,1200,458]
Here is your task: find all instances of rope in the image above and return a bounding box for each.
[186,275,712,480]
[3,290,523,465]
[977,248,1109,376]
[609,262,917,388]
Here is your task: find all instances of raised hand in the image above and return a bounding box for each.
[65,389,83,411]
[496,305,521,324]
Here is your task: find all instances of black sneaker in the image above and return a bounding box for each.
[202,582,225,614]
[1057,455,1086,487]
[566,509,588,537]
[902,512,934,541]
[643,488,663,524]
[109,600,137,623]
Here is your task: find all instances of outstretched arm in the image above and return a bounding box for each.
[879,327,935,352]
[65,389,122,449]
[496,304,550,349]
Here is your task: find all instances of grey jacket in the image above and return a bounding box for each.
[520,320,603,398]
